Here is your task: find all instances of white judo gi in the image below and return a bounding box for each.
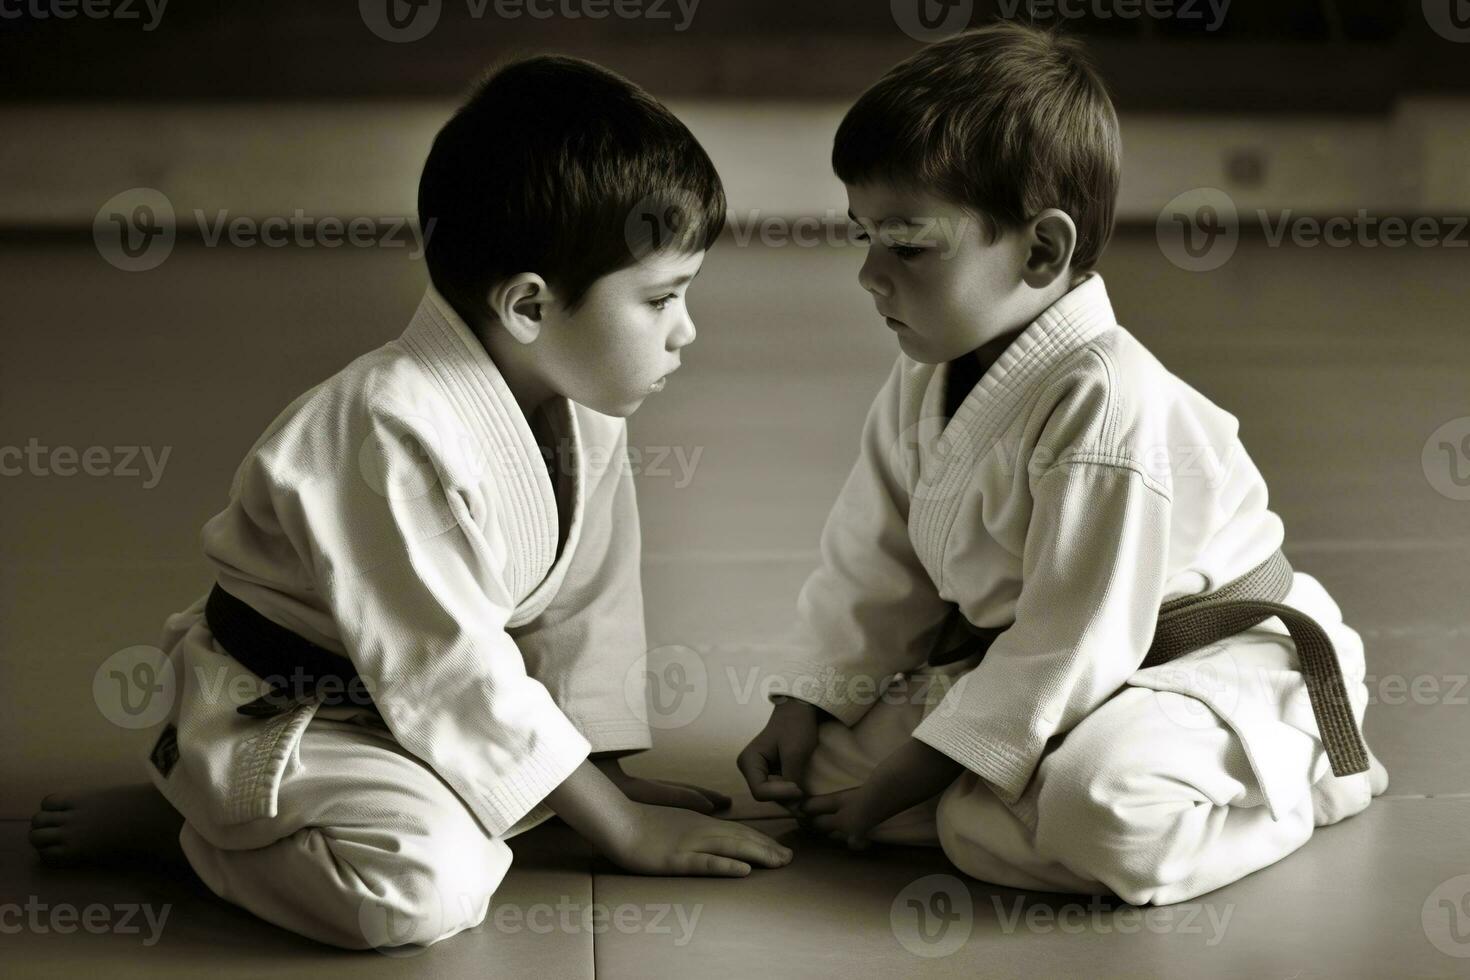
[780,274,1388,905]
[137,286,651,948]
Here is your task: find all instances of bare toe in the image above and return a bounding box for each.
[40,791,75,811]
[30,809,67,829]
[29,826,65,848]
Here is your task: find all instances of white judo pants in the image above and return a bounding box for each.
[803,577,1390,906]
[175,706,546,951]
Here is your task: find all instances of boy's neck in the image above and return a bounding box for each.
[472,322,558,423]
[956,270,1090,387]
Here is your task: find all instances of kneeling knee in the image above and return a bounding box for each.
[352,865,482,949]
[325,828,508,949]
[1034,752,1191,904]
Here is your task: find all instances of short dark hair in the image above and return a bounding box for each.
[832,22,1121,273]
[419,55,726,326]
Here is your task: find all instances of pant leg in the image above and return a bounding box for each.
[178,710,522,950]
[937,571,1388,905]
[937,685,1380,906]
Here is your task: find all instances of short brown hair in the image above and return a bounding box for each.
[833,22,1121,272]
[420,55,726,326]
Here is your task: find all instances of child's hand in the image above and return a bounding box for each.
[799,739,965,853]
[604,803,794,877]
[736,698,822,804]
[799,786,879,852]
[594,757,732,814]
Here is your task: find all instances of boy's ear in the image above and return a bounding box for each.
[487,273,551,344]
[1021,209,1078,290]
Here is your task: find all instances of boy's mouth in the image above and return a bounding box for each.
[884,316,908,332]
[649,366,678,393]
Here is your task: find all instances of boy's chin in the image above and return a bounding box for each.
[893,332,944,365]
[897,331,985,365]
[581,392,646,418]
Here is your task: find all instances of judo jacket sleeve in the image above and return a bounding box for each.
[289,405,592,838]
[912,455,1173,806]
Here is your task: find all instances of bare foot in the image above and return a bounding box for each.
[29,784,189,871]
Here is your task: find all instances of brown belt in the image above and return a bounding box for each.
[205,584,374,718]
[925,549,1370,778]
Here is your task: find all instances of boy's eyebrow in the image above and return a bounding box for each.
[655,268,701,289]
[847,209,919,227]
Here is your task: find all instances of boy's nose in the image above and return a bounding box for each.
[857,252,891,297]
[667,312,696,351]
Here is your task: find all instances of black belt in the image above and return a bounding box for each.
[205,584,376,717]
[925,549,1370,778]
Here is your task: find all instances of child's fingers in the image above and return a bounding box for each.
[641,781,716,813]
[735,747,772,795]
[808,813,840,834]
[750,779,804,802]
[799,792,844,816]
[782,748,813,792]
[678,852,752,877]
[696,835,792,869]
[725,821,791,852]
[665,780,733,811]
[716,821,794,862]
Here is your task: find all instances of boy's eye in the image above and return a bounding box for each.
[851,228,923,260]
[650,293,677,311]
